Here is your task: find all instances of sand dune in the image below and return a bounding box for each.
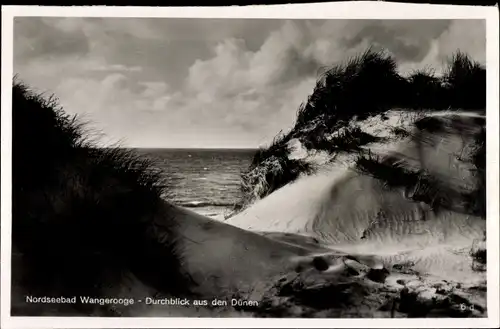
[10,78,487,318]
[224,112,486,297]
[90,112,488,318]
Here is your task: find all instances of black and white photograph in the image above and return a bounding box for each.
[1,3,499,328]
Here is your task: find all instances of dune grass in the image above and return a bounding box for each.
[239,48,486,210]
[236,153,314,212]
[470,245,487,272]
[300,126,383,154]
[12,80,193,315]
[249,131,292,168]
[391,126,412,139]
[232,131,314,210]
[294,48,404,129]
[294,49,484,131]
[470,231,487,272]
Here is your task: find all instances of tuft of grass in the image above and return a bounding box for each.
[301,126,382,154]
[391,127,411,139]
[470,248,486,271]
[12,79,193,315]
[237,155,315,209]
[250,131,291,168]
[442,51,486,110]
[406,68,445,110]
[296,48,404,128]
[295,49,485,130]
[232,130,314,209]
[470,231,486,272]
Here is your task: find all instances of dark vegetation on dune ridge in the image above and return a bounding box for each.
[11,80,197,316]
[300,126,384,154]
[234,132,314,212]
[237,48,486,210]
[470,230,487,273]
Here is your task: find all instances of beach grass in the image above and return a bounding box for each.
[12,79,191,315]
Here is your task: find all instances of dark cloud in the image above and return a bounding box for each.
[143,18,283,52]
[15,17,283,89]
[14,17,90,63]
[12,18,486,148]
[342,20,451,63]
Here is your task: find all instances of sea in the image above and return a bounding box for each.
[135,148,256,220]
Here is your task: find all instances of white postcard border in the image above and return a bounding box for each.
[1,3,499,328]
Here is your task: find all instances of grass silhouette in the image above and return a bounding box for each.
[300,126,383,153]
[12,80,194,315]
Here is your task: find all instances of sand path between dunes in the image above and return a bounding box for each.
[100,204,387,317]
[9,191,486,318]
[119,197,486,318]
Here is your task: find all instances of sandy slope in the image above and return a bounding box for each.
[221,111,487,316]
[131,204,486,318]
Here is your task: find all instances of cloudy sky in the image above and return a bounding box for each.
[14,18,485,148]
